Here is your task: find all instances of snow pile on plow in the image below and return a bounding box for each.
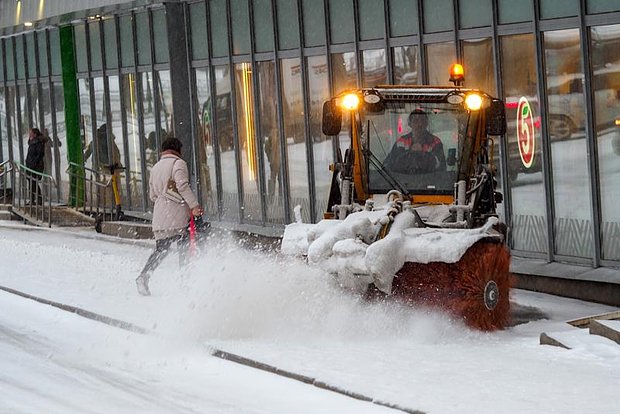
[282,202,501,294]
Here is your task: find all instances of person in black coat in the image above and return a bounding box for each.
[25,128,46,205]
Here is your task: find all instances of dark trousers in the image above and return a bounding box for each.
[140,233,189,276]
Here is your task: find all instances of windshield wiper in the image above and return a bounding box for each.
[365,149,410,196]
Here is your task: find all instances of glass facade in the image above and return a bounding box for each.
[0,0,619,275]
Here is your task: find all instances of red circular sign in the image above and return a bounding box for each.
[516,97,535,168]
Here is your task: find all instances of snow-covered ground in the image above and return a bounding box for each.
[0,222,619,414]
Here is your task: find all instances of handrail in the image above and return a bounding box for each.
[66,162,116,224]
[11,161,54,227]
[0,160,14,204]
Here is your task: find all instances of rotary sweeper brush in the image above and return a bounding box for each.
[282,65,512,331]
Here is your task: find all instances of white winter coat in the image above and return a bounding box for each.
[149,153,199,240]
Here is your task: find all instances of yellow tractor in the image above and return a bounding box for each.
[282,65,511,330]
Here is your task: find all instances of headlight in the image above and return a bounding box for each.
[341,93,360,110]
[465,93,483,111]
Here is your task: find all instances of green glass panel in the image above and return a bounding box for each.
[253,0,275,52]
[498,0,533,24]
[587,0,620,14]
[329,0,355,44]
[49,29,61,76]
[120,14,135,68]
[540,0,579,19]
[0,41,4,81]
[210,0,229,58]
[460,0,492,28]
[38,31,49,77]
[302,0,326,47]
[423,0,453,33]
[232,0,250,55]
[15,36,26,80]
[359,0,385,40]
[277,0,299,49]
[190,2,208,60]
[103,18,118,69]
[26,33,37,78]
[153,9,169,64]
[389,0,418,37]
[135,12,152,65]
[74,25,88,73]
[6,39,15,81]
[89,21,102,72]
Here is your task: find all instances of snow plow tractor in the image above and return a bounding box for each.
[282,65,512,331]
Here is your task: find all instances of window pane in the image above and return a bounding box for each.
[389,0,418,37]
[78,79,94,169]
[393,45,420,84]
[591,24,620,260]
[153,10,169,64]
[362,49,387,87]
[29,84,41,131]
[544,29,593,258]
[498,0,533,24]
[501,33,547,253]
[423,0,453,33]
[104,18,118,69]
[7,87,19,160]
[157,70,173,142]
[214,65,239,221]
[329,0,355,44]
[232,0,251,55]
[587,0,620,14]
[190,2,208,60]
[0,87,6,162]
[74,25,88,73]
[359,0,385,41]
[0,41,5,81]
[235,62,261,222]
[307,55,332,222]
[253,0,274,52]
[195,67,219,218]
[277,0,300,50]
[120,15,135,68]
[38,31,49,77]
[15,36,26,80]
[50,30,61,76]
[136,12,152,65]
[89,21,103,72]
[53,83,68,196]
[331,52,357,94]
[141,72,156,201]
[282,57,310,223]
[540,0,579,19]
[26,33,37,78]
[122,73,145,209]
[5,39,15,80]
[210,0,229,58]
[426,42,455,85]
[460,0,492,29]
[302,0,326,47]
[257,61,285,223]
[462,38,496,94]
[107,75,128,205]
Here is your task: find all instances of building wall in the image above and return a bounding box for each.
[1,0,620,275]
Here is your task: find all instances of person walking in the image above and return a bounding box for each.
[25,128,46,205]
[136,137,203,296]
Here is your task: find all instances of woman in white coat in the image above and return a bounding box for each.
[136,137,203,296]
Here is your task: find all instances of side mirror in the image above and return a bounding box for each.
[322,100,342,136]
[486,99,506,136]
[446,148,457,166]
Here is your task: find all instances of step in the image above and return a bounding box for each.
[566,310,620,328]
[540,327,620,350]
[589,320,620,345]
[100,221,153,240]
[0,210,18,221]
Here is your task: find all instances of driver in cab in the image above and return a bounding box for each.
[383,109,447,174]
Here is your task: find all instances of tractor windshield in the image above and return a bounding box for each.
[364,101,469,194]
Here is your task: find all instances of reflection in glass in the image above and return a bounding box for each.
[501,34,547,253]
[0,87,7,162]
[362,49,387,87]
[78,79,93,169]
[122,73,145,209]
[141,71,156,208]
[195,68,219,219]
[426,42,456,85]
[307,55,332,221]
[53,83,69,198]
[235,62,261,223]
[256,61,285,224]
[281,57,310,223]
[18,86,28,159]
[462,38,496,94]
[215,65,239,221]
[107,75,129,205]
[393,46,420,85]
[7,87,20,162]
[544,29,593,259]
[29,85,41,131]
[157,70,173,141]
[331,52,357,95]
[591,24,620,260]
